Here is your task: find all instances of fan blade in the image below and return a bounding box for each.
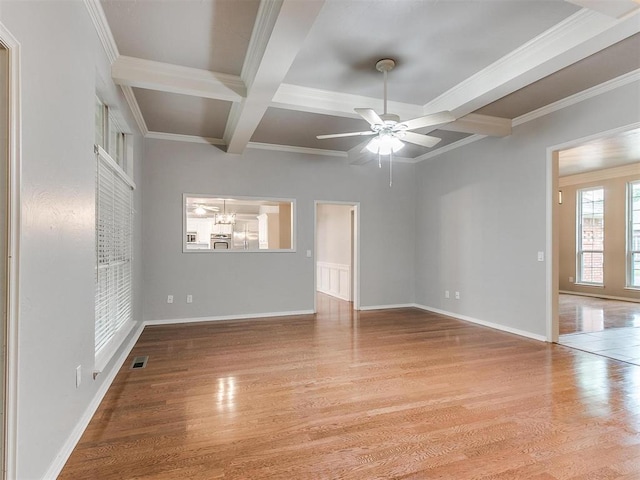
[399,111,455,131]
[354,108,384,127]
[316,131,375,140]
[402,131,442,149]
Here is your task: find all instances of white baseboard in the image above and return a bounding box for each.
[559,290,640,303]
[413,304,548,342]
[44,321,145,479]
[359,303,415,311]
[145,309,315,325]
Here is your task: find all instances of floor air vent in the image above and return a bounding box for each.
[131,356,148,369]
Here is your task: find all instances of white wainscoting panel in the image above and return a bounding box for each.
[317,261,351,301]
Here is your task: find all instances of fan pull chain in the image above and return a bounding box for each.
[389,150,393,187]
[378,148,382,168]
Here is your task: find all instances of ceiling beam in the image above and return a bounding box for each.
[112,56,245,102]
[445,114,512,137]
[223,0,326,154]
[271,84,423,121]
[422,8,640,118]
[565,0,640,19]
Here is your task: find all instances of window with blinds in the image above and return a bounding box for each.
[95,145,134,370]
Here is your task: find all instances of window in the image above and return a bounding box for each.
[627,181,640,288]
[577,187,604,285]
[95,96,126,168]
[95,99,135,371]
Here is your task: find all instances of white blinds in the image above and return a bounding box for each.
[95,146,134,359]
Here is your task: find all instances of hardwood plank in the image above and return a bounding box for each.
[59,294,640,479]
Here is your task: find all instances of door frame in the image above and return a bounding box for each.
[0,21,21,480]
[545,121,640,343]
[313,201,360,312]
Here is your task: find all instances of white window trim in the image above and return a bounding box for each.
[94,145,136,373]
[627,180,640,289]
[576,186,604,286]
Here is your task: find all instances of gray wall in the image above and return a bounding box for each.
[414,80,640,337]
[142,140,416,320]
[0,2,143,478]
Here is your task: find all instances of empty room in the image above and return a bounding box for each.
[1,0,640,479]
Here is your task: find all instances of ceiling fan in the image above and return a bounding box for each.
[189,204,219,216]
[316,58,456,172]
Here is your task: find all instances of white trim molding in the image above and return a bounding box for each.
[513,69,640,127]
[247,141,347,157]
[43,323,145,480]
[559,290,640,303]
[414,304,549,342]
[316,262,351,301]
[145,310,315,326]
[146,131,225,146]
[83,0,118,64]
[0,20,21,480]
[358,304,415,311]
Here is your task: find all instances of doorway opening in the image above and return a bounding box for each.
[547,124,640,364]
[314,201,360,312]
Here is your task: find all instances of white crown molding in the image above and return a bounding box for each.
[121,86,148,136]
[414,134,486,162]
[272,84,423,121]
[83,0,119,63]
[146,131,225,146]
[513,68,640,127]
[247,142,346,157]
[559,162,640,186]
[423,8,640,117]
[112,56,245,102]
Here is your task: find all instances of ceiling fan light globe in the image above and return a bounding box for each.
[194,206,206,216]
[366,135,404,155]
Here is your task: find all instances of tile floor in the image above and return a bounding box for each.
[558,293,640,365]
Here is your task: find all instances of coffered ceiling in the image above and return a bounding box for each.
[92,0,640,164]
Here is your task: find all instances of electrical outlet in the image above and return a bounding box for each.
[306,250,312,258]
[445,290,450,299]
[167,295,174,304]
[76,365,82,388]
[455,291,460,300]
[569,276,574,283]
[187,294,193,303]
[537,251,544,262]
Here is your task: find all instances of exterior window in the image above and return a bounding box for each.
[577,187,604,285]
[96,96,126,168]
[628,181,640,288]
[94,97,134,371]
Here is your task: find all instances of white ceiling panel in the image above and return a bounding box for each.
[284,0,581,104]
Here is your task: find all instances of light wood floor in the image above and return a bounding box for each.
[60,295,640,479]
